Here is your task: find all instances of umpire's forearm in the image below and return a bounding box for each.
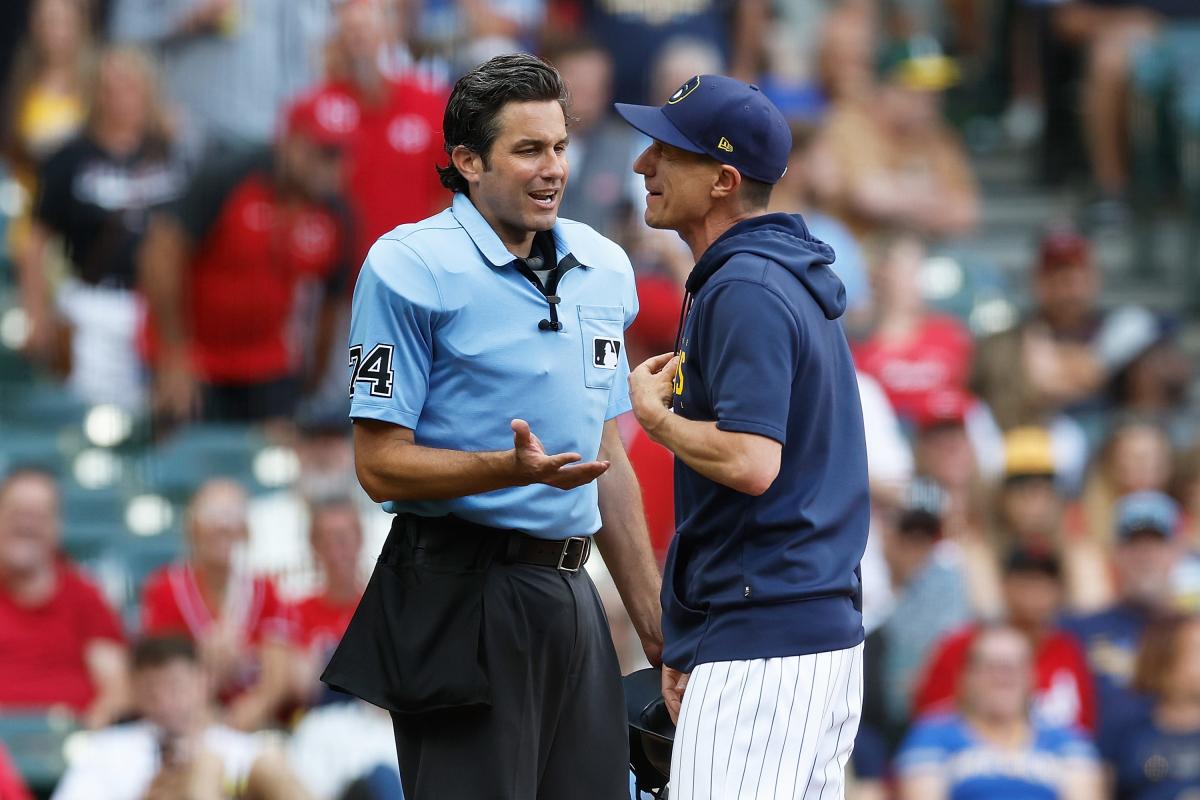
[353,420,521,503]
[595,421,662,658]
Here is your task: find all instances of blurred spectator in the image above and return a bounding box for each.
[817,36,979,240]
[411,0,545,73]
[1052,1,1200,221]
[913,549,1097,733]
[896,625,1102,800]
[869,478,972,740]
[0,467,131,729]
[991,426,1109,611]
[52,636,312,800]
[108,0,332,154]
[1062,490,1183,740]
[618,274,680,565]
[140,93,353,424]
[1097,307,1195,445]
[0,0,94,201]
[815,0,879,105]
[0,743,31,800]
[140,480,295,731]
[769,122,870,318]
[852,232,973,423]
[855,370,916,635]
[972,224,1123,431]
[549,38,641,240]
[1105,613,1200,799]
[16,46,188,408]
[1079,419,1173,549]
[290,497,365,707]
[312,0,448,265]
[287,701,398,800]
[579,0,768,104]
[911,389,989,534]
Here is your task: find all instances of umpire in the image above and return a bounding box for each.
[322,54,663,799]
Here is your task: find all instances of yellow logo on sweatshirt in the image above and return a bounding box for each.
[673,351,686,396]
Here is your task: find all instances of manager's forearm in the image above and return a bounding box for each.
[643,412,761,494]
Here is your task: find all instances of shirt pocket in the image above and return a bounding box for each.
[577,304,625,391]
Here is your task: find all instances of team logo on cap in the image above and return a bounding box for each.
[667,75,701,105]
[717,137,733,153]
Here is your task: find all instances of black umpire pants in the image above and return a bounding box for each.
[323,514,628,800]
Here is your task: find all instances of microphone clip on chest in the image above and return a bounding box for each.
[522,252,563,332]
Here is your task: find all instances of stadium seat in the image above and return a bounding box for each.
[140,424,265,501]
[0,711,77,792]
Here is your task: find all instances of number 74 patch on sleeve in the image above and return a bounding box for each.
[349,344,395,398]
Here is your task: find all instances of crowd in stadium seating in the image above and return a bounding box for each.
[2,0,1200,798]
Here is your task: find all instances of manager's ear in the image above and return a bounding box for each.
[711,164,742,201]
[451,145,484,187]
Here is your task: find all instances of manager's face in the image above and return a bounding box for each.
[467,100,568,245]
[634,140,719,232]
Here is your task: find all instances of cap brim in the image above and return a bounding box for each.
[613,103,705,155]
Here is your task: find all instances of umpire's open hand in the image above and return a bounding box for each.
[511,419,610,490]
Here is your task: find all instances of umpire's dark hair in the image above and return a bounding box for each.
[132,635,199,672]
[437,53,568,195]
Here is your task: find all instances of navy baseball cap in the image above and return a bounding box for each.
[615,74,792,185]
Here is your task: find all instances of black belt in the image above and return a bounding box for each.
[508,534,592,573]
[393,513,593,573]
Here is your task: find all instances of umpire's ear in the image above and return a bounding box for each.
[451,145,484,188]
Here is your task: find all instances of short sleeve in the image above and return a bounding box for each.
[695,277,800,444]
[894,719,951,776]
[348,239,442,428]
[605,265,639,420]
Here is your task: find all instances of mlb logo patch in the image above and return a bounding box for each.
[593,338,621,369]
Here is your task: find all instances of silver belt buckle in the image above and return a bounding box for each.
[557,537,589,573]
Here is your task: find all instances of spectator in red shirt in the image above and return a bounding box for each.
[0,467,130,728]
[290,497,365,706]
[140,479,295,731]
[852,230,973,426]
[311,0,449,265]
[914,549,1098,734]
[140,93,354,424]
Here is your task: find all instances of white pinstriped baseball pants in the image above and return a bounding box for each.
[668,643,864,800]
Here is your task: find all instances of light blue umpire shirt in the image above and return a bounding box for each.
[348,191,639,540]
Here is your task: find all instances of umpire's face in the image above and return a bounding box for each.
[634,140,723,233]
[457,100,568,248]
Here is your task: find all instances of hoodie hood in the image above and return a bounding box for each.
[685,213,846,320]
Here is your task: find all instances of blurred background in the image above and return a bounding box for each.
[1,0,1199,798]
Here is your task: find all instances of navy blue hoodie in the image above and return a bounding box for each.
[662,212,869,672]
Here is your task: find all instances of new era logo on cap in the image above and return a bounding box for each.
[717,137,733,153]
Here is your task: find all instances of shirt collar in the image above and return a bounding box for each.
[451,192,589,270]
